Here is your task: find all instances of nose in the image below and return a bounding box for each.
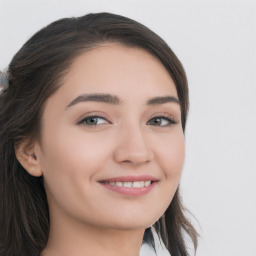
[113,124,154,166]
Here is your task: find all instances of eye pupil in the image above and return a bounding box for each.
[87,117,97,125]
[153,118,161,125]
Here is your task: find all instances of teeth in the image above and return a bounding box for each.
[144,181,151,187]
[116,181,123,187]
[123,182,132,188]
[133,181,144,188]
[106,181,152,188]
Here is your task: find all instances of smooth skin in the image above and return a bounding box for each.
[16,43,185,256]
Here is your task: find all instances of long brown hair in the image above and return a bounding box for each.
[0,12,198,256]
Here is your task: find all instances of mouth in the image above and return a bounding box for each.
[100,180,155,188]
[98,175,159,196]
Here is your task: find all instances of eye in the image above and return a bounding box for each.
[147,116,177,127]
[77,115,109,126]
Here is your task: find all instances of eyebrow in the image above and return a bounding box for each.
[65,93,180,109]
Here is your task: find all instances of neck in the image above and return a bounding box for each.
[40,207,145,256]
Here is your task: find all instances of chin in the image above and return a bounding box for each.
[103,213,160,231]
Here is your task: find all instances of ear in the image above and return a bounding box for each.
[15,140,43,177]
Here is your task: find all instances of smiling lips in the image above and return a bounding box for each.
[98,175,158,196]
[103,180,152,188]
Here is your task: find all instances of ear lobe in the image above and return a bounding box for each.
[15,141,43,177]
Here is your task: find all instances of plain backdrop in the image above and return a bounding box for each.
[0,0,255,255]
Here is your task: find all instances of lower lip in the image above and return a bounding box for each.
[99,181,157,196]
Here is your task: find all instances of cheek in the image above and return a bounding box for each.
[39,126,112,208]
[41,127,112,190]
[156,130,185,179]
[151,130,185,218]
[41,124,111,173]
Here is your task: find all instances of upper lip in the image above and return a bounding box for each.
[98,175,159,182]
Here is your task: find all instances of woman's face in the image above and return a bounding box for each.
[36,43,185,230]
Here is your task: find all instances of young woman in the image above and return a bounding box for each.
[0,12,198,256]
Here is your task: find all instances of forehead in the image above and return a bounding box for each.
[48,43,178,109]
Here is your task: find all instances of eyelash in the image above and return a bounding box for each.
[77,115,177,127]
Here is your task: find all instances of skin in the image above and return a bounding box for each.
[16,43,185,256]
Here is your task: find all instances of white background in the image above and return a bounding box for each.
[0,0,255,255]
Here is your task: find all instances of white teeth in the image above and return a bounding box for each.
[144,181,151,187]
[123,182,132,188]
[106,181,152,188]
[132,181,144,188]
[116,181,123,187]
